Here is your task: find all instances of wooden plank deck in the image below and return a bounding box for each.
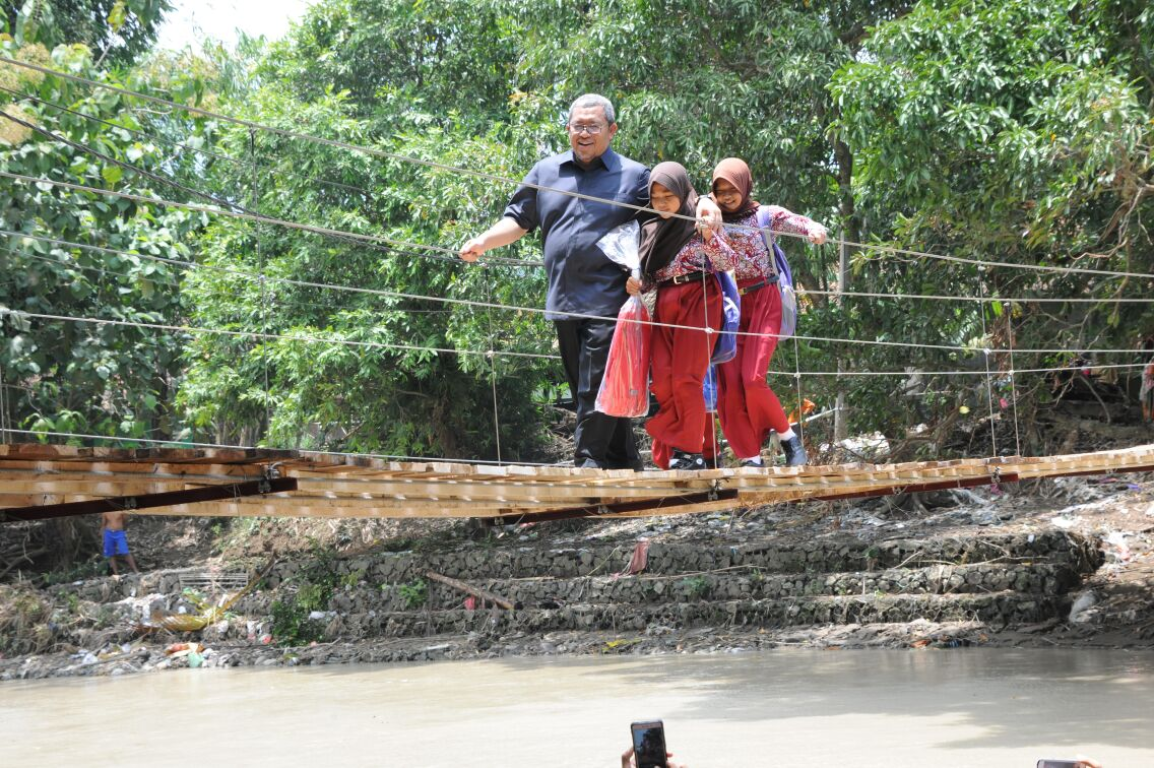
[1,443,1152,521]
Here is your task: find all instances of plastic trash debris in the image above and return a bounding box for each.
[1104,531,1131,562]
[1068,590,1097,623]
[164,642,204,657]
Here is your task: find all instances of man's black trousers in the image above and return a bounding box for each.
[554,318,641,469]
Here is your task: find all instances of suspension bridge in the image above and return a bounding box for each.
[1,442,1152,524]
[0,55,1152,525]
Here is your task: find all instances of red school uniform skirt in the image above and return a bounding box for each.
[647,277,723,469]
[715,277,791,460]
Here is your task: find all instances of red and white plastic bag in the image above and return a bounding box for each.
[596,295,652,417]
[594,221,651,417]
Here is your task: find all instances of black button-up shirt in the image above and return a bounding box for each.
[504,148,650,321]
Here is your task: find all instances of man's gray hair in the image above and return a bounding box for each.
[567,94,616,125]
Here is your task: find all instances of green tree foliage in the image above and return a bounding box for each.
[176,77,558,457]
[4,0,1151,463]
[828,0,1154,450]
[180,0,920,459]
[0,41,217,441]
[178,4,560,459]
[2,0,172,67]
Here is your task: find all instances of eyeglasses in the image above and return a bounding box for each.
[568,123,605,135]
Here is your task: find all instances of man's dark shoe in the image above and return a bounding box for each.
[668,450,707,471]
[740,457,765,468]
[605,458,646,472]
[781,434,808,467]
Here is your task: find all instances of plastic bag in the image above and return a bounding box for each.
[595,221,651,417]
[597,220,641,273]
[772,242,797,339]
[754,207,799,340]
[703,363,719,413]
[595,296,652,417]
[711,271,741,364]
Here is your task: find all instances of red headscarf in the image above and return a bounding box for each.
[712,157,759,223]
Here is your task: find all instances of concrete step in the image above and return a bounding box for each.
[347,591,1065,638]
[49,531,1095,606]
[312,561,1079,614]
[47,531,1096,619]
[260,530,1099,586]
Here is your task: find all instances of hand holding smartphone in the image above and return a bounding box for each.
[630,720,667,768]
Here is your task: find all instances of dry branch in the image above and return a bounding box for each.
[425,570,515,611]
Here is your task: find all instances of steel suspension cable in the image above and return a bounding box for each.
[800,287,1154,305]
[4,305,1146,380]
[1,85,494,235]
[1007,309,1023,456]
[484,268,503,465]
[2,103,1148,359]
[250,128,274,441]
[0,308,561,361]
[0,206,1144,360]
[794,362,1150,377]
[7,103,1153,330]
[1,245,185,289]
[0,84,243,165]
[0,428,558,467]
[976,268,998,456]
[0,106,534,270]
[15,76,1149,290]
[1,83,479,204]
[7,54,1152,282]
[0,361,8,444]
[791,332,803,450]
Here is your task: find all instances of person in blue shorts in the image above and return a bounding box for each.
[101,510,140,576]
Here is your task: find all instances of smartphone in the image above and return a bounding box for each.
[1037,761,1082,768]
[631,720,667,768]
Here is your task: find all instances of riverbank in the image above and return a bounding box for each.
[3,470,1151,681]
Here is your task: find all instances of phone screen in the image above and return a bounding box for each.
[1037,761,1081,768]
[631,720,667,768]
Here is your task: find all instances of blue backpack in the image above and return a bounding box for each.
[710,270,741,364]
[756,207,798,339]
[703,363,719,413]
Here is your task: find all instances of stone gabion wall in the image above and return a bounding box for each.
[253,529,1099,586]
[34,530,1098,648]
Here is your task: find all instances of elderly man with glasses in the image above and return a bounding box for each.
[461,94,721,470]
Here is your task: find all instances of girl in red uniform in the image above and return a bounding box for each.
[626,162,736,470]
[710,158,827,467]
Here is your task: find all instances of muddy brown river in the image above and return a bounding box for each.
[3,649,1152,767]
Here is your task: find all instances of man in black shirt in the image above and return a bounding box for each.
[461,94,720,469]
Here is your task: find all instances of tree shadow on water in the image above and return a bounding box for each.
[546,648,1154,754]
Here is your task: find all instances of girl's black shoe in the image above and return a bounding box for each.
[669,450,707,470]
[781,435,808,466]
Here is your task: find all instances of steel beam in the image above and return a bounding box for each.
[0,477,298,522]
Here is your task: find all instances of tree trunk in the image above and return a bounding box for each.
[46,517,100,569]
[832,133,858,450]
